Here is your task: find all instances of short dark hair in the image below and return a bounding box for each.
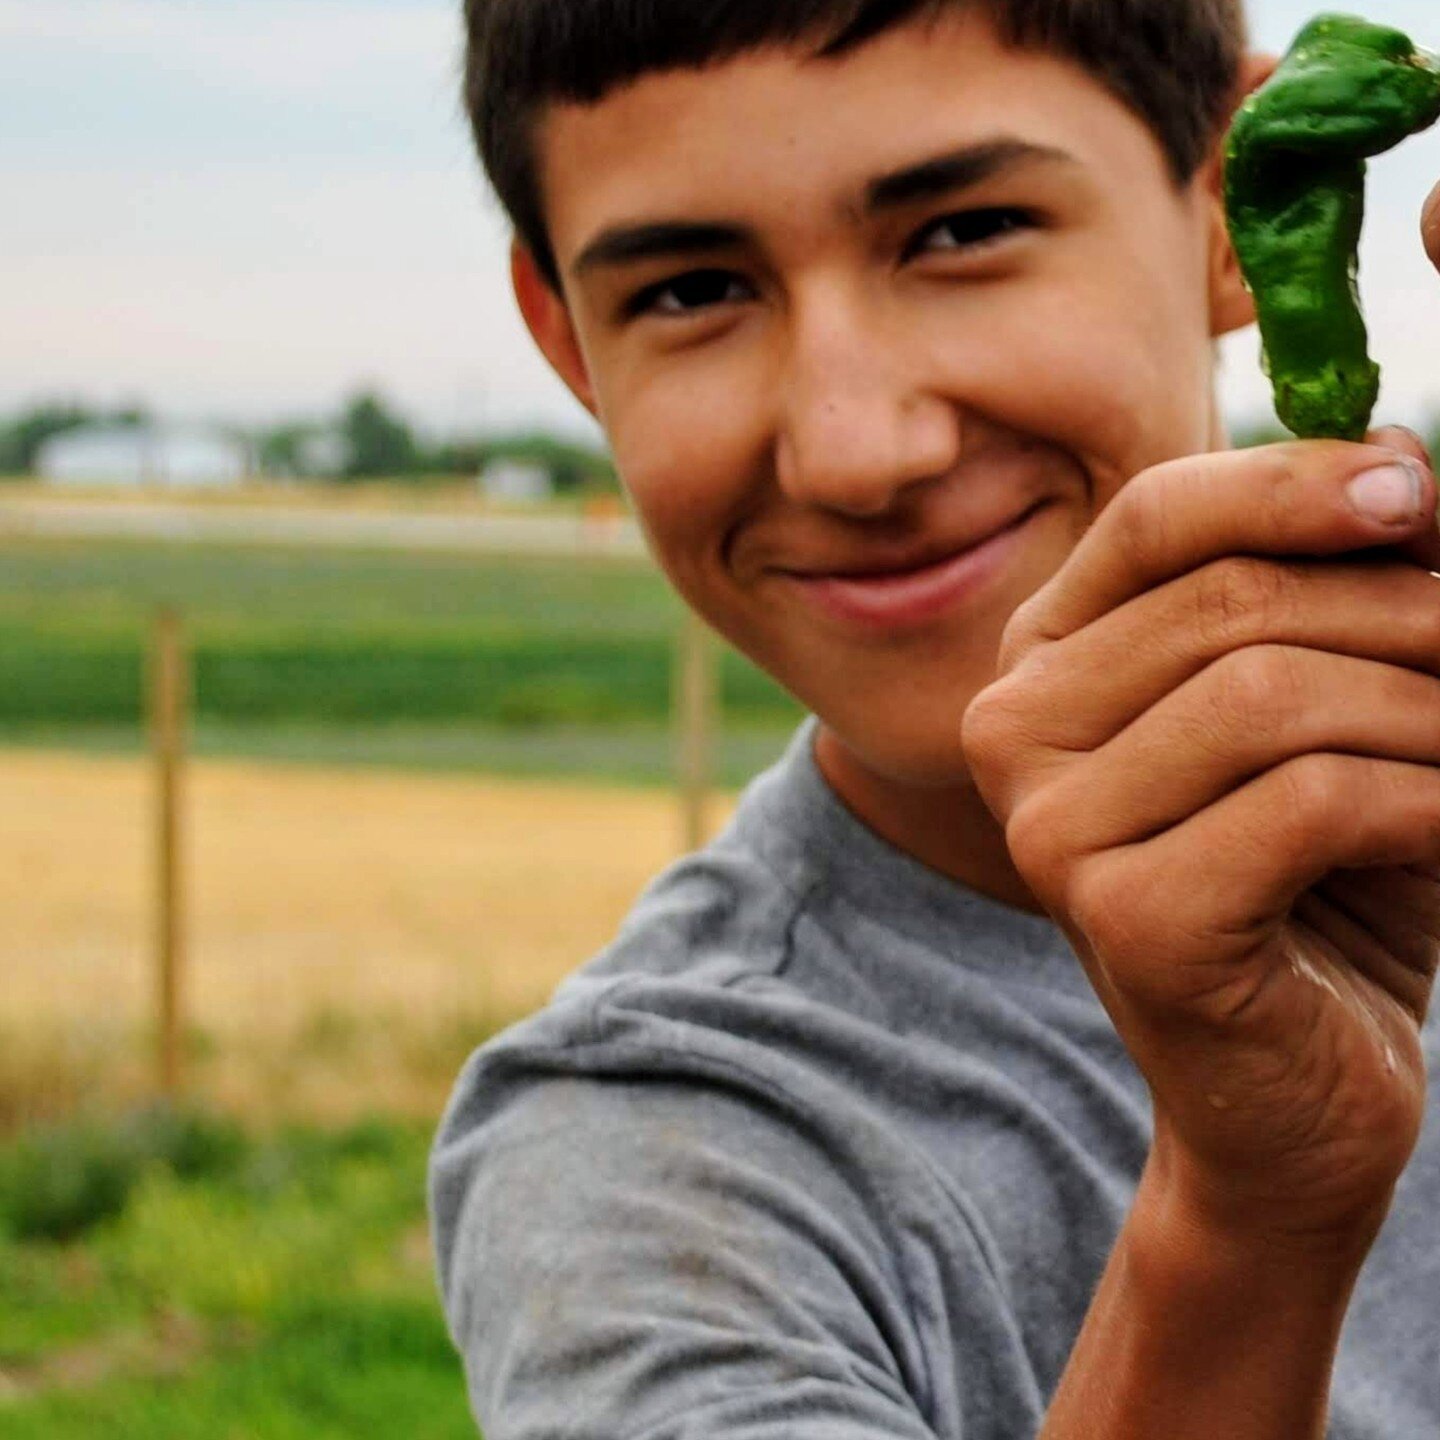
[463,0,1247,288]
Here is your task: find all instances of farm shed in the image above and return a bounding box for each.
[38,424,249,488]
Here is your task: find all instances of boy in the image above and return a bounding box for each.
[432,1,1440,1435]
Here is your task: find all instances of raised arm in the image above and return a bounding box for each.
[963,431,1440,1439]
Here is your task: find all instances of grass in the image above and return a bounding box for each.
[0,1110,475,1439]
[0,523,797,1434]
[0,535,803,737]
[0,749,743,1135]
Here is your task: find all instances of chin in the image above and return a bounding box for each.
[817,701,982,792]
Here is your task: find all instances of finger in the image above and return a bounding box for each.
[1369,423,1431,470]
[1312,866,1440,988]
[1368,424,1440,571]
[1024,647,1440,859]
[1293,881,1439,1022]
[1423,179,1440,272]
[1001,442,1435,664]
[967,557,1440,807]
[1065,755,1440,977]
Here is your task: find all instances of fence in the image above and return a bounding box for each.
[0,494,816,1127]
[127,604,719,1103]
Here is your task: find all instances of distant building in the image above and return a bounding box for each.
[37,424,249,488]
[479,458,553,503]
[293,430,348,480]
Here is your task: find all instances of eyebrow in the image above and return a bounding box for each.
[570,137,1075,279]
[864,138,1074,211]
[574,221,748,278]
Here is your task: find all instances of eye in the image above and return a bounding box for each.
[903,206,1036,262]
[624,268,755,319]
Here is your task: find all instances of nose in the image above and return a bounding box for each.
[774,293,962,517]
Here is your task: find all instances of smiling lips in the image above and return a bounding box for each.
[779,502,1042,630]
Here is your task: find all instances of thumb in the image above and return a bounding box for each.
[1423,180,1440,273]
[1369,424,1440,572]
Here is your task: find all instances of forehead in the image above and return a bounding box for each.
[535,9,1175,269]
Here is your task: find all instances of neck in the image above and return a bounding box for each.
[812,723,1048,918]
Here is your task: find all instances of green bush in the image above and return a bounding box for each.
[118,1104,249,1183]
[0,1114,474,1438]
[0,1121,138,1243]
[0,1105,251,1244]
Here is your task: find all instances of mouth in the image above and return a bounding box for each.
[777,500,1047,631]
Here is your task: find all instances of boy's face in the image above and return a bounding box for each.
[517,9,1252,787]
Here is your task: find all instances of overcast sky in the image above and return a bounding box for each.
[4,0,1440,441]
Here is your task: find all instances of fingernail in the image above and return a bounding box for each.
[1346,460,1426,525]
[1371,424,1427,451]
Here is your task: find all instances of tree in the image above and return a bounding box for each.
[256,423,312,478]
[1,403,91,474]
[339,390,417,479]
[0,401,150,475]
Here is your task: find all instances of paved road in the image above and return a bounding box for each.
[0,495,647,558]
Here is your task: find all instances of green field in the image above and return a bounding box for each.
[0,1111,474,1439]
[0,536,804,784]
[0,533,806,1434]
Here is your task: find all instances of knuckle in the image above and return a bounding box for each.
[1190,555,1291,653]
[962,672,1038,799]
[1067,858,1224,1013]
[1207,643,1307,734]
[1246,444,1303,499]
[1110,462,1181,576]
[1065,858,1145,964]
[1005,790,1072,896]
[1233,445,1307,526]
[960,685,1006,777]
[1275,752,1352,848]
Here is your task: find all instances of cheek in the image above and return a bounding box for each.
[923,251,1215,501]
[600,361,768,612]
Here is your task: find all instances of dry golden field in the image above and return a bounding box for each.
[0,749,734,1126]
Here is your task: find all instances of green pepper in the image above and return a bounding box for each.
[1225,13,1440,440]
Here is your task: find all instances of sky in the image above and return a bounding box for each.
[4,0,1440,441]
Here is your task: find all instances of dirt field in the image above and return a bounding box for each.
[0,749,735,1122]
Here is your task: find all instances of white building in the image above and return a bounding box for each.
[37,425,249,488]
[479,458,553,503]
[293,430,348,480]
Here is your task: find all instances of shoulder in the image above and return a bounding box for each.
[570,818,816,996]
[427,949,957,1440]
[432,774,932,1182]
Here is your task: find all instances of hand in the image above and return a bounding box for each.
[962,435,1440,1256]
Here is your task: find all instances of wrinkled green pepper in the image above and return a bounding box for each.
[1225,13,1440,440]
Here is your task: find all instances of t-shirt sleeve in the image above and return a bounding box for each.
[431,1053,943,1440]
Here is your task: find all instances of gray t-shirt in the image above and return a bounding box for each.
[430,716,1440,1439]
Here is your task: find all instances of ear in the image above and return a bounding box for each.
[511,240,600,418]
[1203,51,1279,338]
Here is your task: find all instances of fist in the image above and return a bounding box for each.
[962,436,1440,1251]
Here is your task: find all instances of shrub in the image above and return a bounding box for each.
[0,1120,138,1243]
[0,1104,251,1244]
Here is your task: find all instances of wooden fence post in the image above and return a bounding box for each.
[675,610,717,852]
[150,606,189,1097]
